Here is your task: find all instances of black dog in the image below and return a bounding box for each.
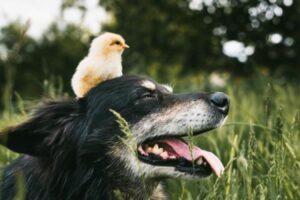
[0,75,229,200]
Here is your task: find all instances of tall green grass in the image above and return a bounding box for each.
[0,74,299,199]
[163,75,300,200]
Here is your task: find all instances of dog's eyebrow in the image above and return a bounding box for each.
[162,84,173,93]
[140,80,156,91]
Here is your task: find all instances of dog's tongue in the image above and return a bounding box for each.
[164,138,224,177]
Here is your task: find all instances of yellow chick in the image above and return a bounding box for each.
[71,32,129,98]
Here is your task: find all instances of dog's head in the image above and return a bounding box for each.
[0,75,229,180]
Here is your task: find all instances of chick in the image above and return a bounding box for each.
[71,32,129,98]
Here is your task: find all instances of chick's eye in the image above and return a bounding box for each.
[115,41,121,45]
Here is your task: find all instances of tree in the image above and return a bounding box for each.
[0,22,89,110]
[100,0,300,77]
[0,22,32,112]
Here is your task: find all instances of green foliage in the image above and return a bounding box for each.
[110,109,137,157]
[163,75,300,200]
[100,0,300,77]
[0,22,90,110]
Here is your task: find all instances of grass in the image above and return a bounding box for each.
[0,74,299,200]
[163,75,300,200]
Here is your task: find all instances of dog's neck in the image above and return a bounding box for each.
[99,164,167,200]
[30,157,167,200]
[109,179,164,200]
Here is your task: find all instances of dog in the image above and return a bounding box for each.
[0,75,229,200]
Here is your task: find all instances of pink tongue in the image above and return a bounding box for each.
[164,138,224,177]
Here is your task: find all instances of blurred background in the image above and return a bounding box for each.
[0,0,299,109]
[0,0,300,199]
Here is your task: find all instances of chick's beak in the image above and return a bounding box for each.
[122,43,129,49]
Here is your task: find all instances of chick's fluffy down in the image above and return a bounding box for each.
[71,32,128,98]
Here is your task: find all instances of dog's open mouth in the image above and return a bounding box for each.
[137,138,224,177]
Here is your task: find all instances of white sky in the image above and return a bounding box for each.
[0,0,107,38]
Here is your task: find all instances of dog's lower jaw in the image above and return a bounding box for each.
[104,147,165,200]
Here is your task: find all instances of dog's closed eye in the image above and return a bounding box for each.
[140,92,156,100]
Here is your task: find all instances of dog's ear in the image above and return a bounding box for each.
[0,100,81,157]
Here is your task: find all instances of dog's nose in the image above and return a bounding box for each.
[209,92,230,114]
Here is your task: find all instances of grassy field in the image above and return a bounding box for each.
[0,74,299,200]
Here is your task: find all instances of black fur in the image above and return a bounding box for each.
[0,75,229,200]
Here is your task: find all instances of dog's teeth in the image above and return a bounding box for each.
[152,144,162,154]
[204,161,207,166]
[146,147,152,152]
[152,148,163,155]
[169,155,176,159]
[158,148,164,154]
[160,151,168,159]
[155,148,163,154]
[196,157,203,165]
